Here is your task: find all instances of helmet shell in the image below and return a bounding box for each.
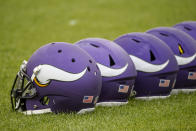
[174,21,196,40]
[25,42,102,114]
[75,38,137,106]
[147,27,196,92]
[114,33,178,99]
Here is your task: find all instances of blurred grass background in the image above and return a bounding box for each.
[0,0,196,130]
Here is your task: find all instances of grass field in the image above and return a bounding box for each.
[1,0,196,130]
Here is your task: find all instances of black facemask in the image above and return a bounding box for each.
[10,61,37,112]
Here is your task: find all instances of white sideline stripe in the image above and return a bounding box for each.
[171,89,196,94]
[96,101,128,107]
[77,108,95,114]
[135,95,171,100]
[23,108,52,115]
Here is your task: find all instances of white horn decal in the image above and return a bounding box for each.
[96,63,128,77]
[129,55,169,73]
[175,53,196,65]
[31,65,87,86]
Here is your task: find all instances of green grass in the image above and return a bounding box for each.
[0,0,196,130]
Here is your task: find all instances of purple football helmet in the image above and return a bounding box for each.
[75,38,137,106]
[10,42,102,115]
[174,21,196,40]
[114,33,178,100]
[147,27,196,94]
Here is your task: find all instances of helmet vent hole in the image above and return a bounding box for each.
[58,50,62,53]
[40,96,49,106]
[150,50,156,61]
[51,43,55,45]
[109,54,115,66]
[160,33,169,37]
[71,58,75,62]
[89,60,92,63]
[132,39,140,43]
[90,43,99,48]
[87,67,91,72]
[184,26,192,31]
[178,43,184,55]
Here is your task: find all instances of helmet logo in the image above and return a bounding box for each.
[31,65,87,87]
[96,63,128,77]
[175,53,196,65]
[129,55,169,72]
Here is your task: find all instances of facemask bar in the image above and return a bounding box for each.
[10,60,37,111]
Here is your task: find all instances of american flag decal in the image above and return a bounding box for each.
[118,85,129,93]
[159,79,170,87]
[188,72,196,80]
[83,96,93,103]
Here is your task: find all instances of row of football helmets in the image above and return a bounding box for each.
[11,21,196,115]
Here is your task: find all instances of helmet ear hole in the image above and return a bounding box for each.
[109,54,115,66]
[150,50,156,61]
[184,26,192,31]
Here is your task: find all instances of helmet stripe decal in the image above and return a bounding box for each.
[175,53,196,65]
[129,55,169,72]
[96,63,128,77]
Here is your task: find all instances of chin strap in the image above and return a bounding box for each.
[10,60,37,111]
